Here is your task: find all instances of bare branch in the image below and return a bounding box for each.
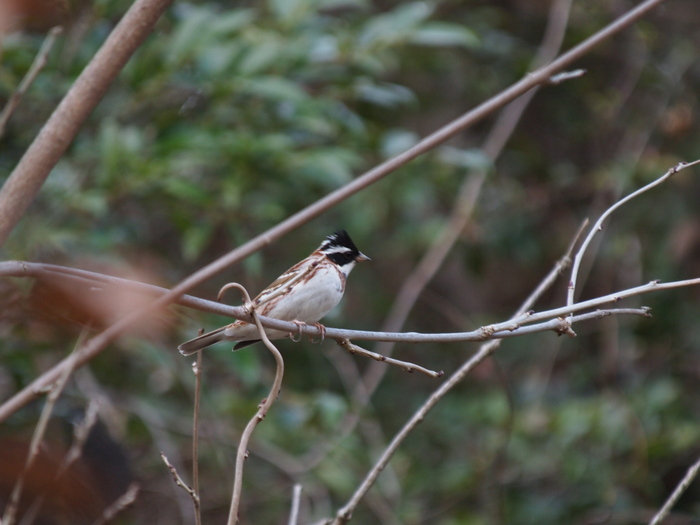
[648,456,700,525]
[547,68,587,84]
[335,339,444,378]
[91,482,140,525]
[160,452,200,504]
[288,484,302,525]
[0,26,63,138]
[191,349,203,525]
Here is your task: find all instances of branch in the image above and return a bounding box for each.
[335,339,444,378]
[288,484,302,525]
[648,456,700,525]
[161,453,199,504]
[91,482,140,525]
[0,0,670,425]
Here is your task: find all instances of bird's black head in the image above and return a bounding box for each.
[319,230,370,267]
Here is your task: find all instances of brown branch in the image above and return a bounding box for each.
[0,0,173,246]
[161,452,199,504]
[0,0,669,426]
[191,351,203,525]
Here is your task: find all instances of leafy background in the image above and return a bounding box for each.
[2,0,700,523]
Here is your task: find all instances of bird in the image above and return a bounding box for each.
[178,230,369,355]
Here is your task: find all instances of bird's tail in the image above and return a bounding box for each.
[178,326,228,356]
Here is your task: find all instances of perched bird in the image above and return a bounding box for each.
[179,230,369,355]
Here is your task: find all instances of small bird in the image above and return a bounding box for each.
[178,230,369,355]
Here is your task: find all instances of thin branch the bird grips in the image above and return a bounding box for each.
[220,283,285,525]
[567,160,700,312]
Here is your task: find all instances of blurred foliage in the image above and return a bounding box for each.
[2,0,700,523]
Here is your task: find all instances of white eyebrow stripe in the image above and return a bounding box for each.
[322,245,353,254]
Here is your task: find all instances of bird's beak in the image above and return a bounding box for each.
[356,252,371,262]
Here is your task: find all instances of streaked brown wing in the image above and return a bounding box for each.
[253,252,322,307]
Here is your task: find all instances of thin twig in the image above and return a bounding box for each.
[90,482,140,525]
[288,484,303,525]
[0,27,63,138]
[226,283,285,525]
[161,452,199,503]
[61,399,100,473]
[192,348,203,525]
[336,339,444,378]
[648,456,700,525]
[0,0,669,427]
[547,68,587,84]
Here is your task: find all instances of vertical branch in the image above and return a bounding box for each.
[191,351,203,525]
[0,0,173,247]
